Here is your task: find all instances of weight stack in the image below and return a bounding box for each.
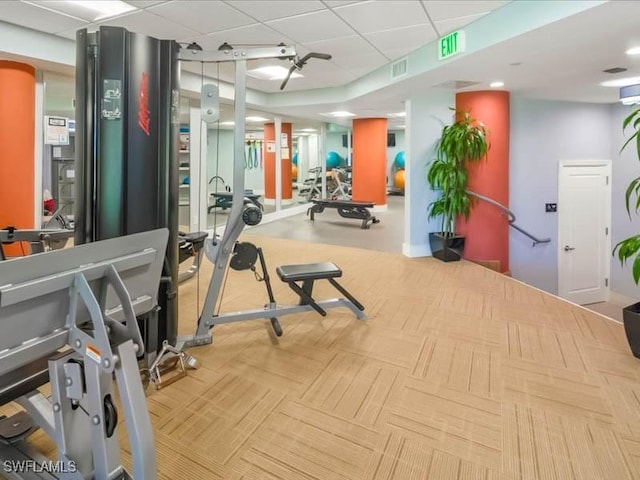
[75,26,180,350]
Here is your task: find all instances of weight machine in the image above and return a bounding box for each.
[0,229,167,479]
[175,43,366,350]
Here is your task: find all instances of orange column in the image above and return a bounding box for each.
[264,122,293,201]
[455,91,510,273]
[0,61,35,256]
[352,118,387,205]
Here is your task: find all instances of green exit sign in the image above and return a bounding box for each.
[438,30,466,60]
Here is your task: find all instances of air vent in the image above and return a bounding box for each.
[391,58,408,79]
[603,67,628,74]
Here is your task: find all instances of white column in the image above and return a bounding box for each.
[274,116,282,210]
[189,104,208,232]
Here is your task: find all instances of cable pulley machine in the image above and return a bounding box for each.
[175,43,367,350]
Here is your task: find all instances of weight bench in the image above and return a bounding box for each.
[208,191,263,213]
[276,262,364,316]
[307,199,380,229]
[178,230,208,283]
[200,257,366,339]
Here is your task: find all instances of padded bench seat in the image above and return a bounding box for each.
[275,262,363,316]
[307,199,380,229]
[276,262,342,282]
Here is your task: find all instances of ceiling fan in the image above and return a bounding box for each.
[280,52,332,90]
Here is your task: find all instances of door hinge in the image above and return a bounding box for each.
[605,278,609,287]
[606,176,609,185]
[606,227,609,235]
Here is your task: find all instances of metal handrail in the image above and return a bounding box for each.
[466,190,551,247]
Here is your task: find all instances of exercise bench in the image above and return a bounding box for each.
[208,191,263,213]
[276,262,365,316]
[307,199,380,229]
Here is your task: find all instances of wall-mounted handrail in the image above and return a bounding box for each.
[466,190,551,247]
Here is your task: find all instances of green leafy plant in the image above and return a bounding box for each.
[613,106,640,283]
[427,109,489,235]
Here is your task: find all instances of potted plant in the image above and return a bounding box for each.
[613,106,640,357]
[427,109,489,261]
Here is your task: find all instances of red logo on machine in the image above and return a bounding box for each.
[138,72,150,136]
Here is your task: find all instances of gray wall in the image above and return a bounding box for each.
[404,91,454,256]
[207,129,265,193]
[610,102,640,300]
[509,98,612,293]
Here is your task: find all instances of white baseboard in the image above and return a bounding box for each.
[402,243,431,257]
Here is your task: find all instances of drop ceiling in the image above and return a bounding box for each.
[3,1,640,131]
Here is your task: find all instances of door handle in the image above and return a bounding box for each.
[564,245,575,251]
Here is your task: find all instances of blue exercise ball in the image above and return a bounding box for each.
[394,151,406,170]
[326,151,344,169]
[293,152,298,165]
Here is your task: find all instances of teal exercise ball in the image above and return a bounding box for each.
[326,151,344,169]
[394,151,405,170]
[182,176,190,185]
[293,152,298,165]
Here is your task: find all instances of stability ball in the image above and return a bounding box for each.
[394,151,405,170]
[292,165,298,179]
[394,169,405,190]
[326,151,343,169]
[293,152,298,165]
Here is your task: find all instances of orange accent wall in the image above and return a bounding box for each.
[352,118,387,205]
[264,122,292,200]
[455,91,510,272]
[0,61,35,256]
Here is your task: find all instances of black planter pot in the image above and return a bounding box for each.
[623,302,640,358]
[429,232,465,262]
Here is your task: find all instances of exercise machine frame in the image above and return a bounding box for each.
[0,229,167,479]
[176,45,364,350]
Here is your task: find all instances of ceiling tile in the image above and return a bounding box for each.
[97,10,198,40]
[182,23,293,50]
[324,0,365,6]
[422,0,508,22]
[226,1,326,22]
[149,1,254,34]
[435,13,485,36]
[0,2,88,33]
[125,1,168,7]
[333,1,429,34]
[266,9,355,44]
[303,35,381,60]
[365,23,437,59]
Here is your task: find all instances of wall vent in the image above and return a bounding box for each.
[391,58,408,80]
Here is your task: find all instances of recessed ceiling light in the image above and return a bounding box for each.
[299,128,317,132]
[219,121,234,126]
[397,125,406,129]
[247,66,302,81]
[65,0,137,20]
[490,81,504,88]
[246,116,269,122]
[627,47,640,56]
[387,112,406,118]
[320,111,356,118]
[600,76,640,87]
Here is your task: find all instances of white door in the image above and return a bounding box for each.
[558,161,611,305]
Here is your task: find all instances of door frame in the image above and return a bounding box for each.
[557,159,612,303]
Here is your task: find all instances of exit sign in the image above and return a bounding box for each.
[438,30,466,60]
